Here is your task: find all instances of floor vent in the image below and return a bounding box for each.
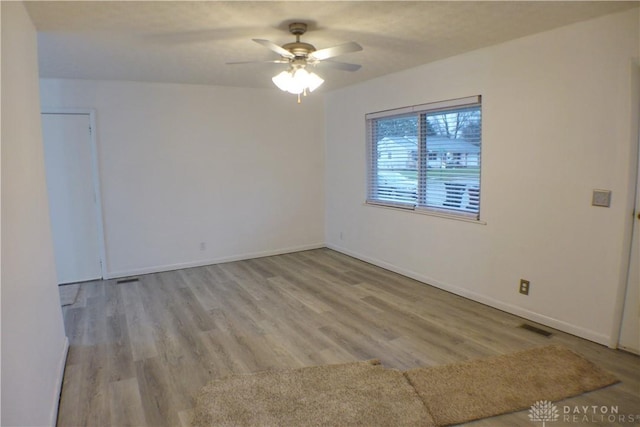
[116,277,139,284]
[519,323,553,337]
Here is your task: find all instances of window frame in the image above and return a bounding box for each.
[366,95,482,221]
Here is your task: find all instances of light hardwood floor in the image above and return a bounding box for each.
[57,248,640,426]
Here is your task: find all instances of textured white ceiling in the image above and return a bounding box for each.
[26,1,638,91]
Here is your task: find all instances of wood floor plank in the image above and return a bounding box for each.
[179,269,224,311]
[217,261,271,300]
[56,248,640,427]
[134,357,180,427]
[267,275,334,314]
[198,329,254,376]
[56,363,83,427]
[104,280,124,317]
[77,344,111,426]
[105,313,135,382]
[120,281,158,362]
[109,377,147,427]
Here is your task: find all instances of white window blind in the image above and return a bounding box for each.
[366,96,482,219]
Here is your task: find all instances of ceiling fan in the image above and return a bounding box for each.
[228,22,363,102]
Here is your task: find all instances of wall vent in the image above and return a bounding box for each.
[116,277,139,284]
[519,323,552,337]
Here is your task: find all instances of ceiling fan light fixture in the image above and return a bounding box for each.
[304,70,325,93]
[232,21,360,102]
[271,67,324,96]
[272,70,295,92]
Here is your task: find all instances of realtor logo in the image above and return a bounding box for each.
[529,400,559,426]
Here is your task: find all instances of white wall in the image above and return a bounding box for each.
[325,9,639,345]
[1,2,69,426]
[40,79,325,278]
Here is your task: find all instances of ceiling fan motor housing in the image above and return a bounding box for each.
[283,41,316,57]
[284,22,316,58]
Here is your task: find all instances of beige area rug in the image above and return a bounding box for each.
[192,360,435,427]
[404,345,619,426]
[191,345,618,427]
[59,284,80,306]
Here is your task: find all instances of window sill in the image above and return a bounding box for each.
[364,201,487,225]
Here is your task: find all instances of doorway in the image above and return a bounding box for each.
[41,110,106,284]
[617,65,640,354]
[618,142,640,354]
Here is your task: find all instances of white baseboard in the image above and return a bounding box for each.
[327,243,611,346]
[50,336,69,427]
[104,242,326,280]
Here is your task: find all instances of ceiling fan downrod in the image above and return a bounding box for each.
[282,23,316,58]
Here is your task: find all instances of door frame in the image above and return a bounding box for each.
[610,62,640,349]
[41,108,107,281]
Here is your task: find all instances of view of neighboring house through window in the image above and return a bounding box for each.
[366,96,482,219]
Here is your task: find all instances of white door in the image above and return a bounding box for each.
[619,162,640,354]
[41,113,103,284]
[618,66,640,354]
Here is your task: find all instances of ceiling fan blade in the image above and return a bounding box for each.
[309,41,363,61]
[226,59,289,65]
[252,39,294,58]
[319,59,362,72]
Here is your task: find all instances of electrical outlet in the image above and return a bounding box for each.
[519,279,530,295]
[199,242,206,251]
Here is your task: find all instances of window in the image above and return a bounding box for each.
[366,95,482,219]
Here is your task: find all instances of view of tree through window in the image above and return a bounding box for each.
[367,97,482,219]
